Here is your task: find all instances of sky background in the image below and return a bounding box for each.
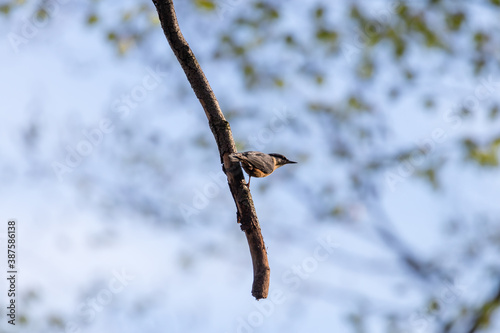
[1,0,500,332]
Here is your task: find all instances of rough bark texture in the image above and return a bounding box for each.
[152,0,270,299]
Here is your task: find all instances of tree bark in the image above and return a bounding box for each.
[152,0,270,299]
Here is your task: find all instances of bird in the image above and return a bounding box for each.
[229,151,297,187]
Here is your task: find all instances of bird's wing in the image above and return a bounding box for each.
[240,152,275,174]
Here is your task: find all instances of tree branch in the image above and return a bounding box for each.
[152,0,270,299]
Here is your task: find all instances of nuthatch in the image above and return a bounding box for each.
[229,151,297,187]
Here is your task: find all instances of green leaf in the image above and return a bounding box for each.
[473,32,489,51]
[284,34,295,46]
[350,5,361,20]
[87,14,98,25]
[273,78,284,87]
[347,95,370,112]
[316,28,338,43]
[330,206,344,217]
[463,138,499,167]
[36,8,48,21]
[348,96,363,110]
[423,168,438,189]
[428,299,440,312]
[394,38,406,58]
[315,75,324,85]
[244,64,254,76]
[446,12,466,31]
[492,137,500,149]
[0,4,10,15]
[193,0,215,11]
[107,32,117,41]
[315,6,324,19]
[266,8,279,20]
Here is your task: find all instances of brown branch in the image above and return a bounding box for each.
[152,0,270,299]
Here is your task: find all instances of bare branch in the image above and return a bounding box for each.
[152,0,270,299]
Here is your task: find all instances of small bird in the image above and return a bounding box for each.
[229,151,297,187]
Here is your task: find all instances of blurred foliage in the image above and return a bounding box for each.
[463,137,500,167]
[2,0,500,332]
[193,0,216,11]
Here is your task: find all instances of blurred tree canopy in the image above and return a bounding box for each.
[3,0,500,332]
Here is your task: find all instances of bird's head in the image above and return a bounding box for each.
[269,153,297,167]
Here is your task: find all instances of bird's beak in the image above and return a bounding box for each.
[287,160,297,164]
